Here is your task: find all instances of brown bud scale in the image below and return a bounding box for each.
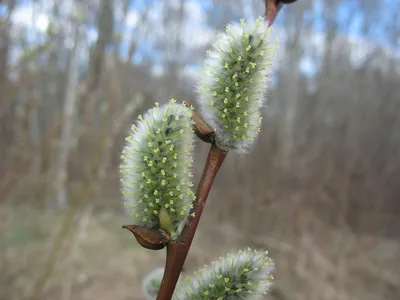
[122,224,171,250]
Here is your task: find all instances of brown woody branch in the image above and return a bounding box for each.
[156,143,227,300]
[265,0,298,26]
[154,2,296,298]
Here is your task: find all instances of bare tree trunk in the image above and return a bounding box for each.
[278,8,303,170]
[0,0,15,82]
[76,0,114,184]
[164,0,185,97]
[97,93,143,180]
[55,27,82,208]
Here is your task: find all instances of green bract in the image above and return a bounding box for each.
[120,99,196,240]
[197,17,277,153]
[174,248,274,299]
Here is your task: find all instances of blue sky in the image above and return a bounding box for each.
[2,0,399,79]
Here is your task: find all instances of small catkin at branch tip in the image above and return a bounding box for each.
[142,268,165,300]
[173,248,274,299]
[143,267,183,300]
[120,99,196,241]
[197,17,278,153]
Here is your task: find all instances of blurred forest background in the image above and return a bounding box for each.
[1,0,400,299]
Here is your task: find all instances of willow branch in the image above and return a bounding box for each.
[156,143,227,300]
[155,3,293,297]
[265,0,298,26]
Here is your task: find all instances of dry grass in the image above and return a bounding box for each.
[1,198,399,300]
[1,204,164,300]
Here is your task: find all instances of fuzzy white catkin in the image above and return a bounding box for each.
[142,268,165,300]
[173,248,275,299]
[120,100,196,240]
[142,267,184,299]
[197,17,277,153]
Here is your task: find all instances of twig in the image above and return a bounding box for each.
[265,0,282,26]
[155,102,224,299]
[265,0,298,27]
[155,2,291,297]
[157,143,227,300]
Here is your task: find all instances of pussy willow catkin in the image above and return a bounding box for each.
[197,17,277,153]
[120,99,195,240]
[174,248,274,299]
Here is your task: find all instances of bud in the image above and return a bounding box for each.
[120,100,196,242]
[142,267,183,299]
[122,225,170,250]
[174,248,274,299]
[197,17,277,153]
[142,268,165,300]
